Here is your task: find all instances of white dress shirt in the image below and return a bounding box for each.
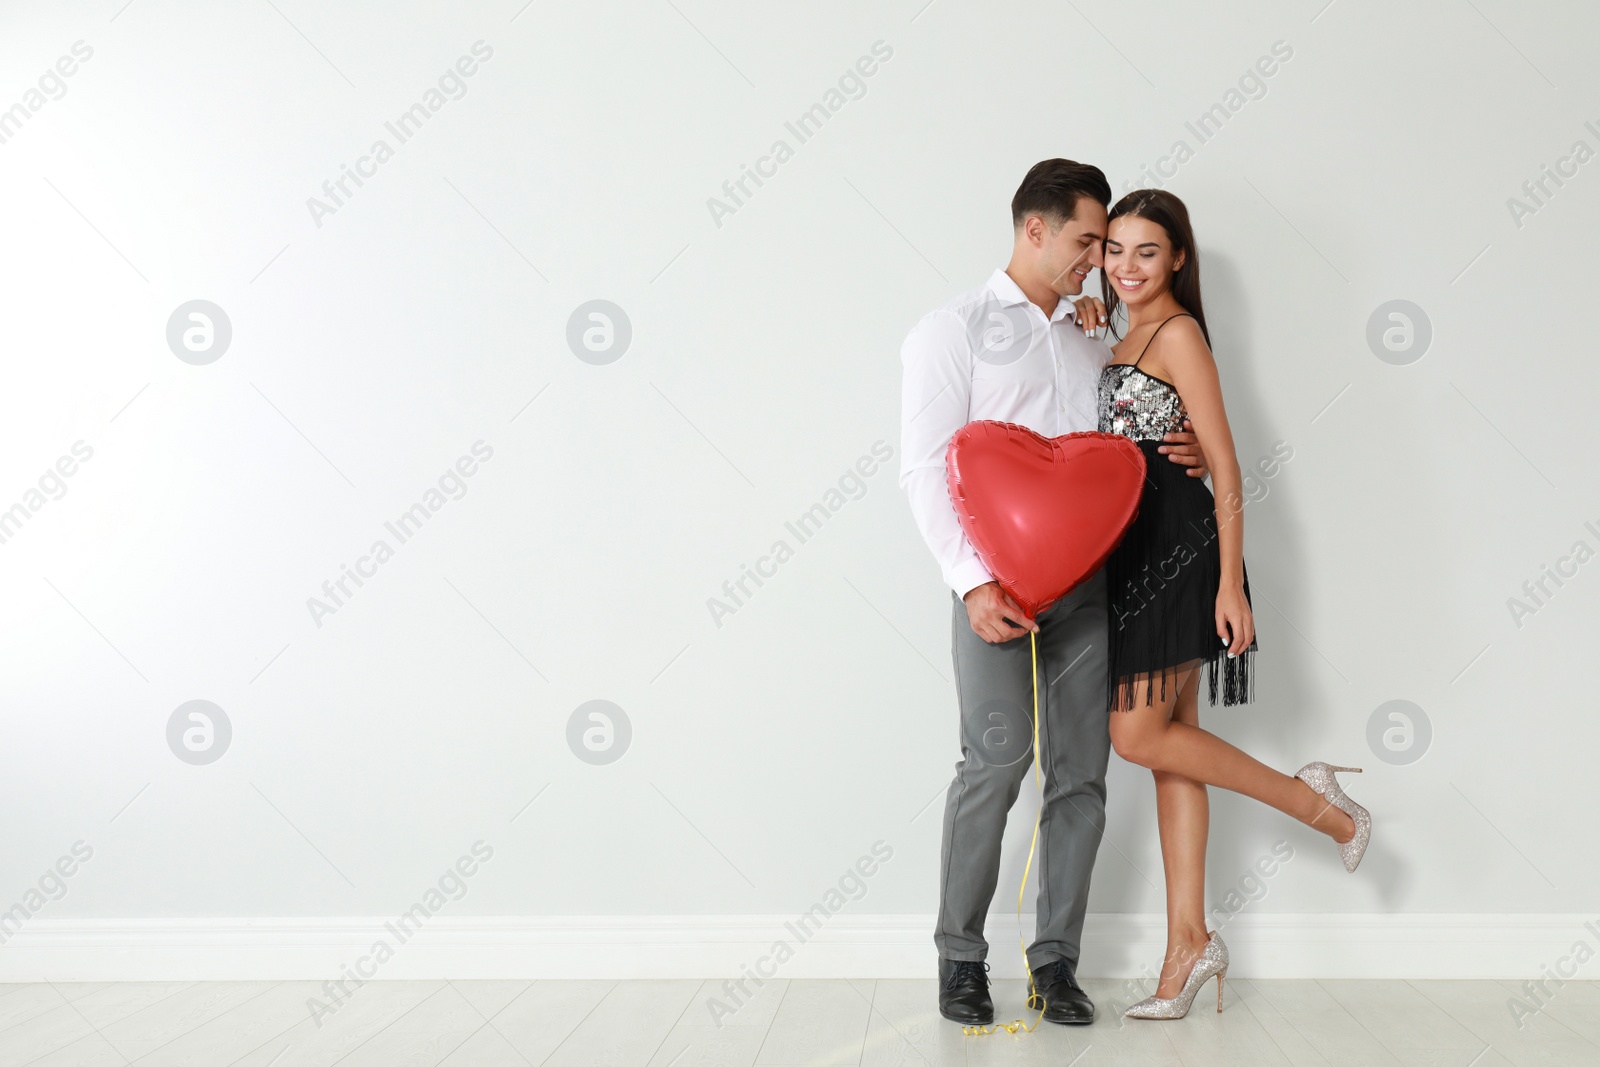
[898,267,1112,598]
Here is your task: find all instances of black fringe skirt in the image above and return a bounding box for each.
[1105,439,1258,713]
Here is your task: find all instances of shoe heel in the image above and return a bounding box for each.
[1216,969,1226,1012]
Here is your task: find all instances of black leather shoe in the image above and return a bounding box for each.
[937,958,993,1024]
[1026,958,1095,1024]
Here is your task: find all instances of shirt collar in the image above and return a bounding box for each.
[986,267,1075,322]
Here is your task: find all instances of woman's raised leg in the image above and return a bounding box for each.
[1108,661,1355,844]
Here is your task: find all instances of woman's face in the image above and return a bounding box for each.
[1104,214,1184,309]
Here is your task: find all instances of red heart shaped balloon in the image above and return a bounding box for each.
[945,422,1146,620]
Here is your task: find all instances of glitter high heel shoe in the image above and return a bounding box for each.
[1124,932,1228,1020]
[1294,762,1371,872]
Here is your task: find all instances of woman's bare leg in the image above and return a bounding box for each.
[1109,660,1355,843]
[1152,666,1211,997]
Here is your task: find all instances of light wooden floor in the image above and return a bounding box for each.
[0,976,1591,1065]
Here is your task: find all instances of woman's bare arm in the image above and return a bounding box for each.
[1145,317,1256,653]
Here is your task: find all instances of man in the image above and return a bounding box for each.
[898,159,1209,1026]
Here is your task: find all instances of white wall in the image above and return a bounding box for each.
[1,0,1595,979]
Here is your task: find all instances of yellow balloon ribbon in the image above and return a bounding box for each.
[960,629,1047,1037]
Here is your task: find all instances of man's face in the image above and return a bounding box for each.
[1035,197,1107,297]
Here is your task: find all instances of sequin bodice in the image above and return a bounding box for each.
[1098,363,1187,441]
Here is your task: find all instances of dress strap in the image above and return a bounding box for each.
[1132,312,1195,369]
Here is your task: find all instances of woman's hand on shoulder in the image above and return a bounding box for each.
[1071,296,1108,336]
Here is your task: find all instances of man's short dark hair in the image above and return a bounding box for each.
[1011,158,1112,229]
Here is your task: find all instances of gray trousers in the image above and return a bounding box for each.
[934,568,1111,973]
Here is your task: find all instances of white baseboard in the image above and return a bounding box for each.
[1,914,1592,982]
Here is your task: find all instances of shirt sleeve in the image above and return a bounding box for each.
[897,310,993,599]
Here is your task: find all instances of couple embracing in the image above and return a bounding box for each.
[897,158,1373,1026]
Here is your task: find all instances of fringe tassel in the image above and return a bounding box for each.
[1109,650,1256,712]
[1207,645,1255,707]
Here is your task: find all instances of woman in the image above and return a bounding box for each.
[1094,189,1371,1020]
